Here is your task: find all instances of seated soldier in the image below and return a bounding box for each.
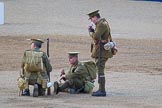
[21,39,52,97]
[53,52,95,95]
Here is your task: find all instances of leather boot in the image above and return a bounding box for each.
[22,89,30,96]
[53,81,59,95]
[38,84,45,96]
[53,81,69,95]
[92,77,106,96]
[100,77,106,92]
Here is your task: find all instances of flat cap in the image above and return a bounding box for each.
[68,52,79,57]
[87,10,99,19]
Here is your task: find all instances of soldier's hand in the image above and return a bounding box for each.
[60,69,65,77]
[59,75,66,83]
[88,26,94,32]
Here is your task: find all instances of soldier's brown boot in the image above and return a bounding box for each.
[53,81,59,95]
[53,81,70,95]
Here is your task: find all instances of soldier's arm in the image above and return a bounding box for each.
[65,65,86,79]
[93,23,107,40]
[43,52,52,72]
[89,32,94,38]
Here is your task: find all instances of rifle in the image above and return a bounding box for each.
[98,39,101,84]
[47,38,51,95]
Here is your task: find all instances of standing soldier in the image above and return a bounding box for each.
[87,10,113,96]
[21,39,52,97]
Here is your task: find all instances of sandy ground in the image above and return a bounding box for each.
[0,35,162,108]
[0,0,162,39]
[0,70,162,108]
[0,0,162,108]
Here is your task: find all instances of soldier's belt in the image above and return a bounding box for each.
[93,40,108,45]
[101,40,108,44]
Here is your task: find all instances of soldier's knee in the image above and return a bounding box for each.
[65,80,73,86]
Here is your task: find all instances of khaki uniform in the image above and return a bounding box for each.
[65,61,89,89]
[89,17,113,94]
[90,18,113,75]
[21,48,52,88]
[53,52,95,94]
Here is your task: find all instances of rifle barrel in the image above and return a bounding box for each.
[98,40,101,83]
[46,38,51,95]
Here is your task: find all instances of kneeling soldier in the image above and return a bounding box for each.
[21,39,52,97]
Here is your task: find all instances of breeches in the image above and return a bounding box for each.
[25,72,48,88]
[67,78,84,89]
[95,57,108,75]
